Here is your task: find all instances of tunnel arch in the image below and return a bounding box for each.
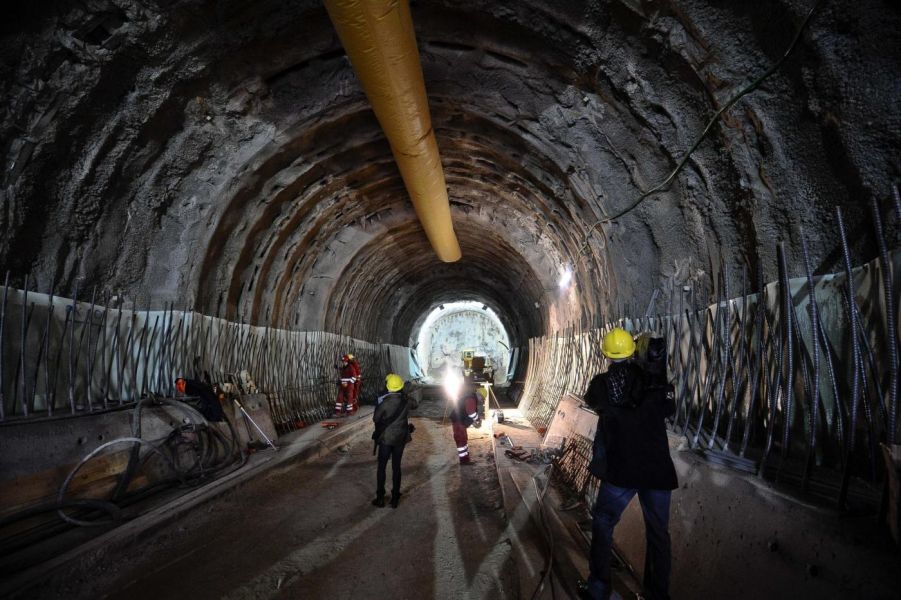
[0,0,895,337]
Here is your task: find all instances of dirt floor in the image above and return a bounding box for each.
[30,411,520,600]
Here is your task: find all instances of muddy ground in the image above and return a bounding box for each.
[31,413,518,600]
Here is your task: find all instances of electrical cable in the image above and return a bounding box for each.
[49,396,247,529]
[578,0,824,254]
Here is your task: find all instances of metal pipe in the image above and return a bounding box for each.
[870,197,898,443]
[709,270,731,449]
[67,282,78,413]
[800,232,821,490]
[324,0,461,262]
[777,242,795,466]
[836,206,860,509]
[740,280,767,458]
[723,267,748,451]
[31,284,54,415]
[762,307,784,469]
[81,288,98,411]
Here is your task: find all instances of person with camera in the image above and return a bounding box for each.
[372,373,415,508]
[579,328,678,600]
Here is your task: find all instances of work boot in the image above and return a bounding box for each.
[372,495,385,508]
[390,492,401,508]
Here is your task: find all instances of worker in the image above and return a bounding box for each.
[372,373,414,508]
[335,353,360,417]
[578,327,677,600]
[175,377,226,422]
[450,388,481,464]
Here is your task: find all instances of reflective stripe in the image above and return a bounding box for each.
[456,446,467,451]
[458,451,469,458]
[468,412,478,419]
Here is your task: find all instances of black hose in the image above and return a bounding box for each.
[57,437,183,527]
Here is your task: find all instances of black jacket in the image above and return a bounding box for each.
[584,362,678,490]
[373,392,411,447]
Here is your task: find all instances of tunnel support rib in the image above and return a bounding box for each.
[324,0,462,262]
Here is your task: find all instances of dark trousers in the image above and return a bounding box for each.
[587,482,672,600]
[376,443,405,498]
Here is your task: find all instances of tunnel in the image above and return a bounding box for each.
[1,0,900,598]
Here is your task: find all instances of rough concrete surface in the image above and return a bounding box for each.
[3,1,898,344]
[24,416,518,600]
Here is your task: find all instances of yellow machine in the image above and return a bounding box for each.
[461,349,493,383]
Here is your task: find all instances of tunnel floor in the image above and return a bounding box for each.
[34,415,520,600]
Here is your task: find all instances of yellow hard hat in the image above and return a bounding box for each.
[385,373,404,392]
[602,327,635,360]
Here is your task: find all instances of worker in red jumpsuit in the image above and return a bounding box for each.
[335,353,361,416]
[450,389,481,464]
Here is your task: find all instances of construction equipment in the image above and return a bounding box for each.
[461,349,494,383]
[233,397,278,452]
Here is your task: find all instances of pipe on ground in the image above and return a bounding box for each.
[324,0,462,263]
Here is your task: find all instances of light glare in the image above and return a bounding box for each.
[558,266,572,289]
[443,366,463,400]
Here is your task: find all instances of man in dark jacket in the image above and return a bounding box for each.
[580,328,677,600]
[175,377,226,422]
[372,373,414,508]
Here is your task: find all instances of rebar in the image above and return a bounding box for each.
[871,197,898,443]
[799,231,821,490]
[836,206,861,509]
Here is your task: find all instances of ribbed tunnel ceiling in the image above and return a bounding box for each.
[2,0,899,345]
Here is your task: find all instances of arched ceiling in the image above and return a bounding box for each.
[1,0,899,345]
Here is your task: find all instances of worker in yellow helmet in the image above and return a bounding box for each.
[579,327,677,600]
[371,373,414,508]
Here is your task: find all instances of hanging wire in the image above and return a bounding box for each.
[578,0,825,256]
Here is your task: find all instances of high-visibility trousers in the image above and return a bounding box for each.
[335,385,357,415]
[452,421,470,463]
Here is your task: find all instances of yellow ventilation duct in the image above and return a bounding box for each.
[324,0,462,263]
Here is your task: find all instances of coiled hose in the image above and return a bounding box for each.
[51,396,247,528]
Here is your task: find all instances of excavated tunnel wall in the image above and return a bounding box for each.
[0,292,413,429]
[519,244,900,597]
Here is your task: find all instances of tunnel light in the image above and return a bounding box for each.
[443,366,463,401]
[558,266,573,289]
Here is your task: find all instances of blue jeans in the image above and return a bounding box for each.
[586,482,672,600]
